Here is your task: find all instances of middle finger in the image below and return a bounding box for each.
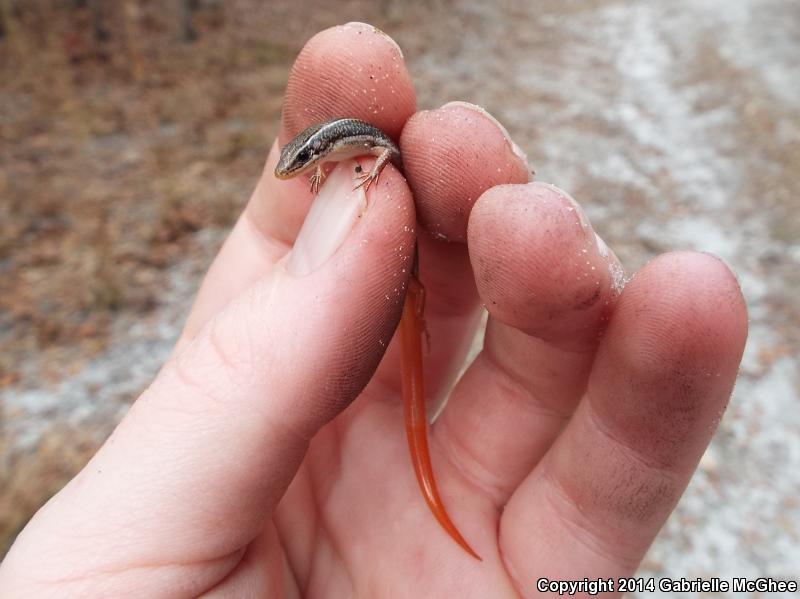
[432,182,623,505]
[368,103,530,403]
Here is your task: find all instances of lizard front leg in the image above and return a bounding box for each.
[309,165,324,194]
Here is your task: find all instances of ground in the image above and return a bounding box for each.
[1,0,798,589]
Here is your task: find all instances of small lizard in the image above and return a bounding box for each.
[274,118,401,193]
[275,118,481,560]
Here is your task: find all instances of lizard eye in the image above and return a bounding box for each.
[296,148,311,163]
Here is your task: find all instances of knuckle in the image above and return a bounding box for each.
[205,309,257,380]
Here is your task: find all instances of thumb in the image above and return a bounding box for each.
[2,161,414,590]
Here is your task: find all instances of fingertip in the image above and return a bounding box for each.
[400,103,530,242]
[280,22,415,143]
[441,101,530,168]
[248,24,414,251]
[608,251,748,382]
[590,251,748,466]
[468,182,616,348]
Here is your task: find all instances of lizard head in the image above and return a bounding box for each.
[274,123,327,179]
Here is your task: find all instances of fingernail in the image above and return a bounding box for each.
[344,21,404,58]
[532,181,629,292]
[441,101,532,178]
[286,161,367,276]
[534,182,593,234]
[595,233,628,294]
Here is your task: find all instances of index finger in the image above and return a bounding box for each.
[179,23,416,347]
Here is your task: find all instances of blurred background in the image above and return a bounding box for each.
[1,0,798,589]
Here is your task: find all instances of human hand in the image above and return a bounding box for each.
[0,23,747,598]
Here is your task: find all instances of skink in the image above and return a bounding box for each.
[276,118,480,560]
[275,118,401,193]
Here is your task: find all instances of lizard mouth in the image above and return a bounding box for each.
[274,158,315,179]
